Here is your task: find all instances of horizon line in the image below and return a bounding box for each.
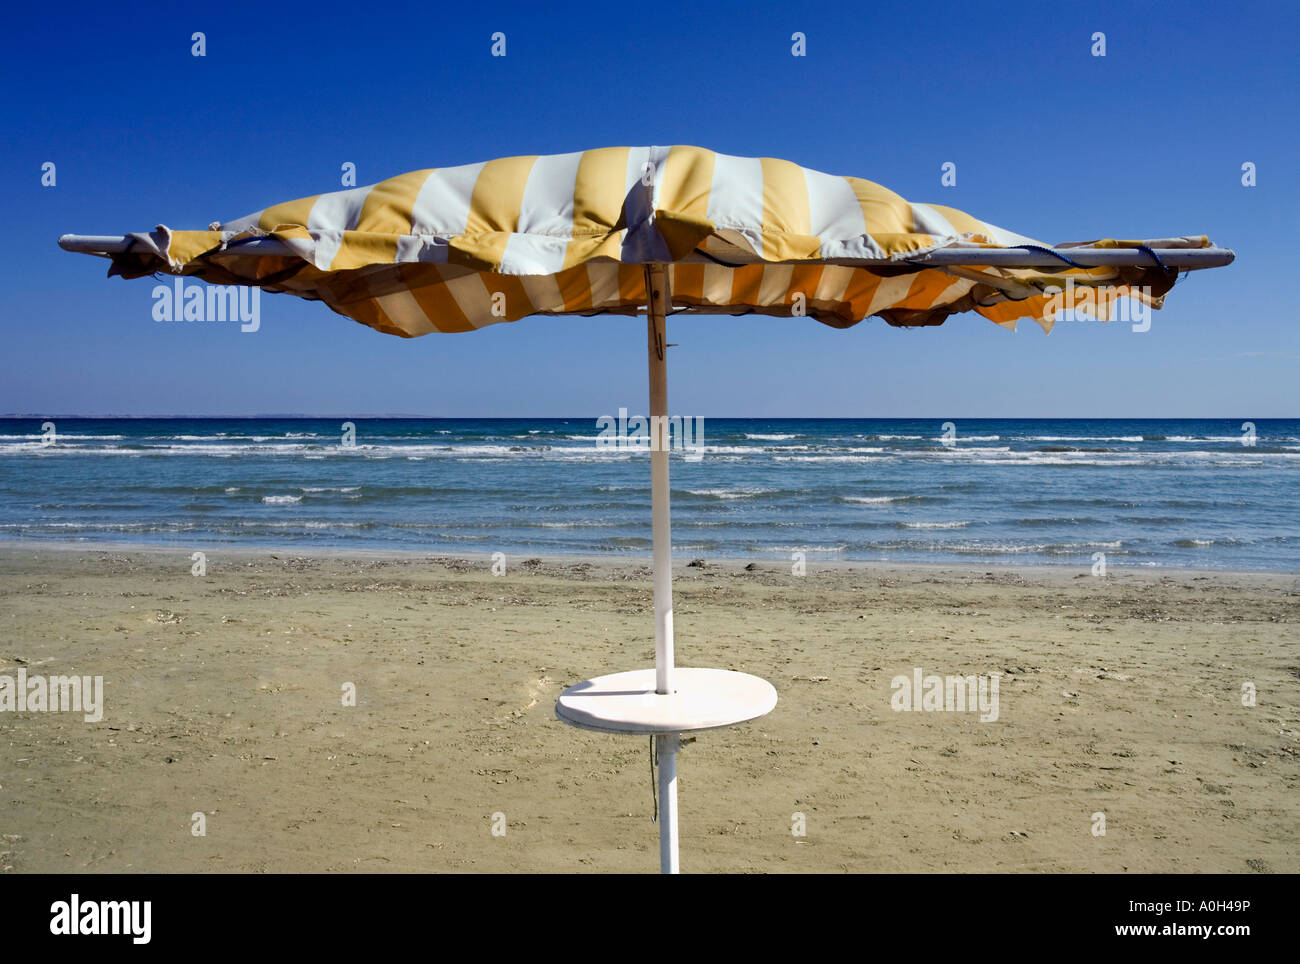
[1,414,1294,421]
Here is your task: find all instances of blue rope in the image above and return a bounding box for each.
[1009,244,1093,269]
[1011,243,1178,285]
[1134,243,1171,272]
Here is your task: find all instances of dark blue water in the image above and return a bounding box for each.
[1,418,1296,571]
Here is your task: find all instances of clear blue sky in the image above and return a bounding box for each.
[2,0,1296,417]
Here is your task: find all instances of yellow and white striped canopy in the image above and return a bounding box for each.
[100,146,1213,336]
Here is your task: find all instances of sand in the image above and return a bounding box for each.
[0,543,1296,874]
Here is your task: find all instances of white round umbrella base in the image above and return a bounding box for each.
[555,668,777,735]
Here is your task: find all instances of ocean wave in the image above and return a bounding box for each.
[1034,446,1115,453]
[1027,435,1145,442]
[683,488,778,500]
[0,434,125,441]
[1005,458,1148,467]
[10,438,1298,468]
[773,455,896,463]
[840,494,938,505]
[35,503,138,511]
[687,445,754,455]
[1165,436,1252,443]
[0,521,204,532]
[887,539,1124,555]
[262,495,302,505]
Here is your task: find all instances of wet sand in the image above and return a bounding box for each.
[1,543,1296,873]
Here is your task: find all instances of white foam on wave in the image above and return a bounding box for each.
[914,539,1123,554]
[262,495,302,505]
[773,455,895,463]
[689,445,752,455]
[0,434,125,441]
[901,521,970,529]
[1028,435,1143,442]
[975,456,1148,466]
[234,520,369,529]
[685,488,775,500]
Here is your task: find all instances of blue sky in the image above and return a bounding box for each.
[2,0,1296,417]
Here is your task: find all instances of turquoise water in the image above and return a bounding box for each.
[1,417,1296,571]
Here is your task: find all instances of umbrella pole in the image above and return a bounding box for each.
[558,268,773,875]
[646,263,679,874]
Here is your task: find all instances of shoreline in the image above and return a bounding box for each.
[3,537,1297,585]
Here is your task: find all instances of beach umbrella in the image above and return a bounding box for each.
[60,145,1233,873]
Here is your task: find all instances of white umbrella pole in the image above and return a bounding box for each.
[558,269,772,875]
[656,731,679,873]
[646,263,679,874]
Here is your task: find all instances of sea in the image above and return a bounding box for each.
[1,417,1296,572]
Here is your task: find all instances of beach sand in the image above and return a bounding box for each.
[0,544,1296,874]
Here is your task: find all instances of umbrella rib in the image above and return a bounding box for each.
[58,234,1234,269]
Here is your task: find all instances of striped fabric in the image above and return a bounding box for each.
[103,146,1211,336]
